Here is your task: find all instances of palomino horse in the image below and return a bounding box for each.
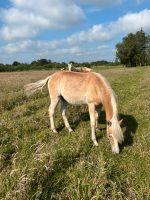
[25,71,123,153]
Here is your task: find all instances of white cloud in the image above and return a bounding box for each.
[0,0,85,40]
[1,8,150,63]
[113,9,150,33]
[78,0,124,7]
[3,40,33,53]
[66,9,150,45]
[67,24,115,44]
[1,25,38,41]
[2,39,65,54]
[1,39,112,63]
[2,31,112,57]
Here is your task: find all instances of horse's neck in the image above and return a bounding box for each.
[103,91,116,121]
[96,73,117,121]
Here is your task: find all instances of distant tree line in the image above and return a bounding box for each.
[0,59,63,72]
[0,59,117,72]
[116,29,150,67]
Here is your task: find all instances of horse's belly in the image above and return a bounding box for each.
[62,93,87,105]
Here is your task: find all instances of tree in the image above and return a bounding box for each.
[12,61,20,66]
[37,59,49,66]
[116,29,149,67]
[146,35,150,65]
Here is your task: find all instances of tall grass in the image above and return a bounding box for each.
[0,67,150,200]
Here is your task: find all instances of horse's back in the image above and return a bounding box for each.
[59,71,92,104]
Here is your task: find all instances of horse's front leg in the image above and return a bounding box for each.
[88,103,98,146]
[61,99,73,132]
[48,97,59,133]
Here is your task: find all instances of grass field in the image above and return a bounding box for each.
[0,67,150,200]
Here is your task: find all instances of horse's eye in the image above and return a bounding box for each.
[107,121,112,127]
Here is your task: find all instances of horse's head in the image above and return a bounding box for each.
[107,118,123,153]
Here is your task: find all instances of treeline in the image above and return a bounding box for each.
[0,59,117,72]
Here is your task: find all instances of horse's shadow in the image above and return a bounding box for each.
[57,108,138,149]
[119,113,138,149]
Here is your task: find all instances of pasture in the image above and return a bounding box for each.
[0,67,150,200]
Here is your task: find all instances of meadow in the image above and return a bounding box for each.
[0,67,150,200]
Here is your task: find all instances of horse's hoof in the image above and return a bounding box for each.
[52,129,58,133]
[94,142,99,146]
[69,128,74,133]
[112,148,119,154]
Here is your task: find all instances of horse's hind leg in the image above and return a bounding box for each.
[95,106,100,130]
[48,97,59,133]
[95,105,102,130]
[88,103,98,146]
[95,110,99,130]
[61,99,73,132]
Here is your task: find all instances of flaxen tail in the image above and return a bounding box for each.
[24,76,51,96]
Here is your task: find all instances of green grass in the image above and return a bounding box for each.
[0,67,150,200]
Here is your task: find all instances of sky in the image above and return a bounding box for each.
[0,0,150,64]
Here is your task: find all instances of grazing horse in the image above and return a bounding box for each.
[25,71,123,153]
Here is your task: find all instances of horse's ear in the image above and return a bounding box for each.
[119,119,123,125]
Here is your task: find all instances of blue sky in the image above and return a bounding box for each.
[0,0,150,64]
